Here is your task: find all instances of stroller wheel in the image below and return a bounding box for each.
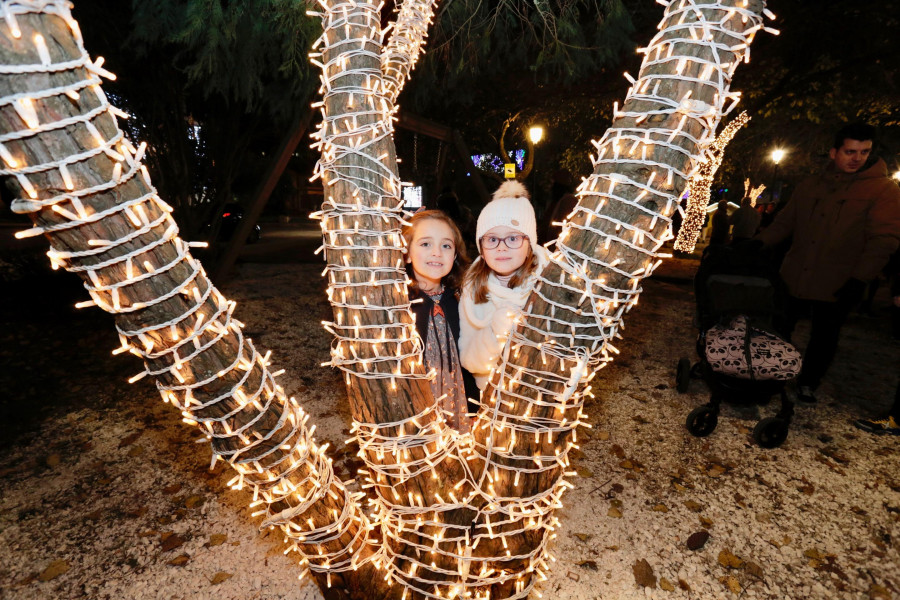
[686,406,718,437]
[753,417,789,448]
[676,358,692,393]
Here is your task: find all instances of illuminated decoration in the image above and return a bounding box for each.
[380,0,438,104]
[0,0,774,598]
[673,110,750,253]
[744,178,766,206]
[0,0,377,587]
[471,149,525,174]
[311,0,773,597]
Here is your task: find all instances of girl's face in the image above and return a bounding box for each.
[481,225,529,276]
[408,218,457,291]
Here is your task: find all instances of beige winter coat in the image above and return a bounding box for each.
[759,158,900,302]
[459,246,549,389]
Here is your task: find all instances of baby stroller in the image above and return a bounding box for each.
[676,244,801,448]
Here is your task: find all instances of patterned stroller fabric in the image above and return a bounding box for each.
[705,315,801,381]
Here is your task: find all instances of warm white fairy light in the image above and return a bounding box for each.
[475,5,770,597]
[311,1,773,599]
[673,110,749,252]
[0,0,376,583]
[1,0,772,597]
[308,2,487,596]
[744,177,765,207]
[381,0,436,104]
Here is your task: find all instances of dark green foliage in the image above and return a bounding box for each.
[130,0,319,117]
[719,0,900,194]
[408,0,900,214]
[72,0,320,238]
[410,0,635,109]
[401,1,636,214]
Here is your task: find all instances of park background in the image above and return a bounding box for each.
[2,1,899,599]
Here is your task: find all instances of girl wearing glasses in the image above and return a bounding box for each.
[403,210,479,432]
[459,181,549,392]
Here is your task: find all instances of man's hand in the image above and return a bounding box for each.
[834,278,867,308]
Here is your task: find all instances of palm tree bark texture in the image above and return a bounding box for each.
[0,1,772,599]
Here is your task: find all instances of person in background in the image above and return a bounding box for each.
[709,199,731,245]
[852,251,900,435]
[856,248,899,318]
[540,169,577,244]
[853,378,900,436]
[540,192,578,244]
[756,122,900,404]
[730,196,762,242]
[757,202,773,229]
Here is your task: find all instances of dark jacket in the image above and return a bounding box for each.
[729,202,761,240]
[710,201,731,245]
[759,158,900,302]
[410,286,480,412]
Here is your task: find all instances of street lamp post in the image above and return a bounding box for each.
[770,148,785,204]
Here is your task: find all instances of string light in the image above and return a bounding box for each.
[744,177,765,207]
[309,1,771,598]
[1,1,774,598]
[0,0,377,583]
[481,6,770,597]
[673,110,749,253]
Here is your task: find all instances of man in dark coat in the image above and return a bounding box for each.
[730,196,762,241]
[709,199,731,245]
[757,123,900,403]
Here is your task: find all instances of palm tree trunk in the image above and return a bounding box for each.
[0,3,379,595]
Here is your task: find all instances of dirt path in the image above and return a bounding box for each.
[1,253,898,599]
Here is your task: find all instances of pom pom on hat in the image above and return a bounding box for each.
[493,180,529,202]
[476,181,537,251]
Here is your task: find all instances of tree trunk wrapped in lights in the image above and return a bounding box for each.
[0,1,379,594]
[0,1,772,599]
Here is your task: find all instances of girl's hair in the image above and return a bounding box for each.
[402,210,471,291]
[464,244,538,304]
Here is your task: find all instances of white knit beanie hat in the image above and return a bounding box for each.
[476,181,537,251]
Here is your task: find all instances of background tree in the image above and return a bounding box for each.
[403,0,900,212]
[69,0,321,238]
[718,0,900,196]
[401,0,637,212]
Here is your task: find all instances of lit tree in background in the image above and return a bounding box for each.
[0,1,772,598]
[744,178,766,206]
[673,110,749,253]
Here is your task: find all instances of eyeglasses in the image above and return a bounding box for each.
[480,234,527,250]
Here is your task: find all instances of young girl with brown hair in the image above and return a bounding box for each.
[459,181,549,391]
[403,210,478,432]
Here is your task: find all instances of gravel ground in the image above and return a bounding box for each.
[1,252,898,600]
